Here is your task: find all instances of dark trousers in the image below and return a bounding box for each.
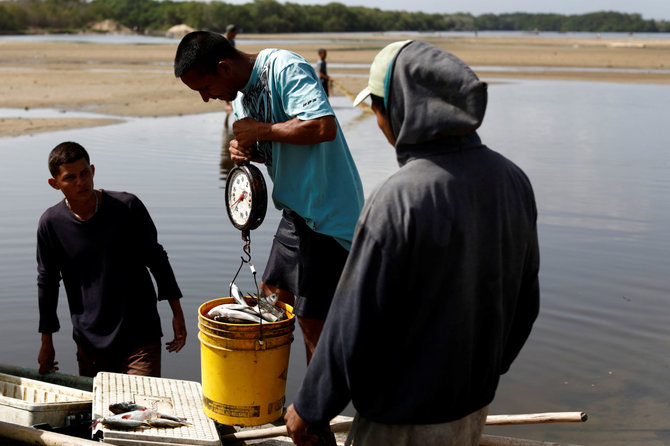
[76,341,161,377]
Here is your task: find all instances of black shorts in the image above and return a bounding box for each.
[262,210,348,320]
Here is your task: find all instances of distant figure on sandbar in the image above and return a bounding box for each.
[225,24,238,48]
[316,48,331,97]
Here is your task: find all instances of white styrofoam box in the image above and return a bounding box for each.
[0,372,92,428]
[92,372,220,446]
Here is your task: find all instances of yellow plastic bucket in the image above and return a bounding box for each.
[197,297,295,426]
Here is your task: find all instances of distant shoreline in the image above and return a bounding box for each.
[1,34,669,137]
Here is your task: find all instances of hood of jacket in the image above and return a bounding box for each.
[386,40,488,165]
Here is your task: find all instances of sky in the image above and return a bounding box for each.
[204,0,670,22]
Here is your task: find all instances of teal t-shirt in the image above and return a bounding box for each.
[233,49,364,250]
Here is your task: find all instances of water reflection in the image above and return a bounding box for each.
[1,86,670,445]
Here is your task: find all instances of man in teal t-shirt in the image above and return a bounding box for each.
[175,31,364,364]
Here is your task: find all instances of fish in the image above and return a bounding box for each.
[230,283,247,307]
[92,408,159,429]
[255,293,286,321]
[209,286,287,323]
[109,401,146,414]
[228,301,282,322]
[230,284,280,322]
[108,401,189,423]
[207,304,265,323]
[145,417,191,428]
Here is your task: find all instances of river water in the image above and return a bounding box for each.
[1,62,669,443]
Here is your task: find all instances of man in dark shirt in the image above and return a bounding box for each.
[37,141,186,377]
[285,41,539,445]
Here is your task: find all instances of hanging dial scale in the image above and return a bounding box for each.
[225,162,268,237]
[216,163,285,331]
[224,162,268,312]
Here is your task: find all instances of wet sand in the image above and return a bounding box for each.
[1,33,669,136]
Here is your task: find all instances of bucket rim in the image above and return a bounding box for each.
[198,297,295,329]
[197,320,294,340]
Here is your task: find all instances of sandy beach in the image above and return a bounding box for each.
[1,33,669,137]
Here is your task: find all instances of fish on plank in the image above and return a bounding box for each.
[92,408,159,429]
[108,401,145,414]
[145,418,192,428]
[108,401,190,424]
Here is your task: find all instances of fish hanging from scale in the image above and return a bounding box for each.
[218,162,288,324]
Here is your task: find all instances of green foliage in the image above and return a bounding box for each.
[561,11,660,32]
[0,0,91,31]
[88,0,160,31]
[476,11,663,33]
[0,0,667,34]
[0,5,20,31]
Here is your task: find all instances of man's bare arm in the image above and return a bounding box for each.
[233,116,336,148]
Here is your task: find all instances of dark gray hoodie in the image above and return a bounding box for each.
[294,40,539,426]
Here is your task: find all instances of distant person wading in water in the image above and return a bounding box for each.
[316,48,331,97]
[225,24,238,48]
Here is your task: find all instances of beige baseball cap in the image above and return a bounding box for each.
[353,40,412,107]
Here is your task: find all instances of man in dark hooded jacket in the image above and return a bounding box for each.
[284,40,540,445]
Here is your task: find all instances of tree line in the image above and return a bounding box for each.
[0,0,668,34]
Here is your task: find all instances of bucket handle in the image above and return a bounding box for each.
[229,231,266,344]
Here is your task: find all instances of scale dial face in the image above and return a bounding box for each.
[228,169,252,226]
[224,164,267,231]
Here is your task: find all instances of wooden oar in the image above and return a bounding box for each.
[486,412,588,426]
[222,418,350,441]
[480,434,586,446]
[0,419,102,446]
[221,411,587,442]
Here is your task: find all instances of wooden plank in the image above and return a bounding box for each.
[0,419,103,446]
[480,434,585,446]
[486,412,588,426]
[222,411,587,442]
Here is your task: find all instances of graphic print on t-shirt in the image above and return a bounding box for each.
[241,65,273,166]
